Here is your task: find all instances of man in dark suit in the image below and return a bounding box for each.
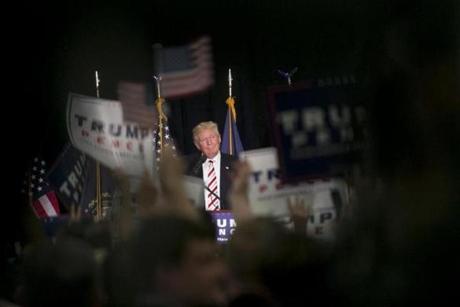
[185,121,237,210]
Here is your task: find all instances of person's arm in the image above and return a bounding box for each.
[157,147,200,221]
[111,168,136,241]
[228,160,253,224]
[287,196,310,235]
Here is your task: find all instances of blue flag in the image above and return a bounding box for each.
[221,97,244,156]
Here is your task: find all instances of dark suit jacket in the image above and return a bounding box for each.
[185,152,238,210]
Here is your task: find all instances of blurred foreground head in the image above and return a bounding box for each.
[364,0,460,177]
[336,1,460,306]
[228,217,336,306]
[129,216,230,307]
[21,237,99,307]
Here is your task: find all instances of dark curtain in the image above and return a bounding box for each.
[16,0,456,188]
[146,0,367,155]
[17,0,368,159]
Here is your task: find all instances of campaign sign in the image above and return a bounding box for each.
[210,210,236,243]
[239,147,348,242]
[47,144,88,209]
[66,93,155,178]
[267,78,367,182]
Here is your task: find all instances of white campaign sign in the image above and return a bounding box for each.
[66,93,155,178]
[239,147,348,241]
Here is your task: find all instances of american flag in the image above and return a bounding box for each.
[154,36,214,99]
[24,157,60,218]
[117,81,157,129]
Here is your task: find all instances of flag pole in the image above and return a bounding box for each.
[154,75,167,154]
[153,43,167,156]
[226,69,235,155]
[94,70,102,222]
[228,68,232,98]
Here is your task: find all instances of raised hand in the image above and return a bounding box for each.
[229,160,253,223]
[287,195,310,235]
[157,147,199,221]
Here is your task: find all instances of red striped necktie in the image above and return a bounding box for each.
[206,159,220,211]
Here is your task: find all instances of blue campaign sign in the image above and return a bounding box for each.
[47,143,116,217]
[210,210,236,243]
[47,144,88,209]
[267,77,367,182]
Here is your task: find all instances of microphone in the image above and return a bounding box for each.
[192,155,207,175]
[204,184,221,201]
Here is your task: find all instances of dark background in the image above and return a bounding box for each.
[5,0,459,240]
[14,0,374,159]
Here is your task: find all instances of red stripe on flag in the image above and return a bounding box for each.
[118,81,157,128]
[32,191,60,218]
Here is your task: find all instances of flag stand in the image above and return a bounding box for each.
[153,75,172,165]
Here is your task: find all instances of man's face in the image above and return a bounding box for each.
[196,128,221,158]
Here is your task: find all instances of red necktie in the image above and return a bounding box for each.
[206,160,220,211]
